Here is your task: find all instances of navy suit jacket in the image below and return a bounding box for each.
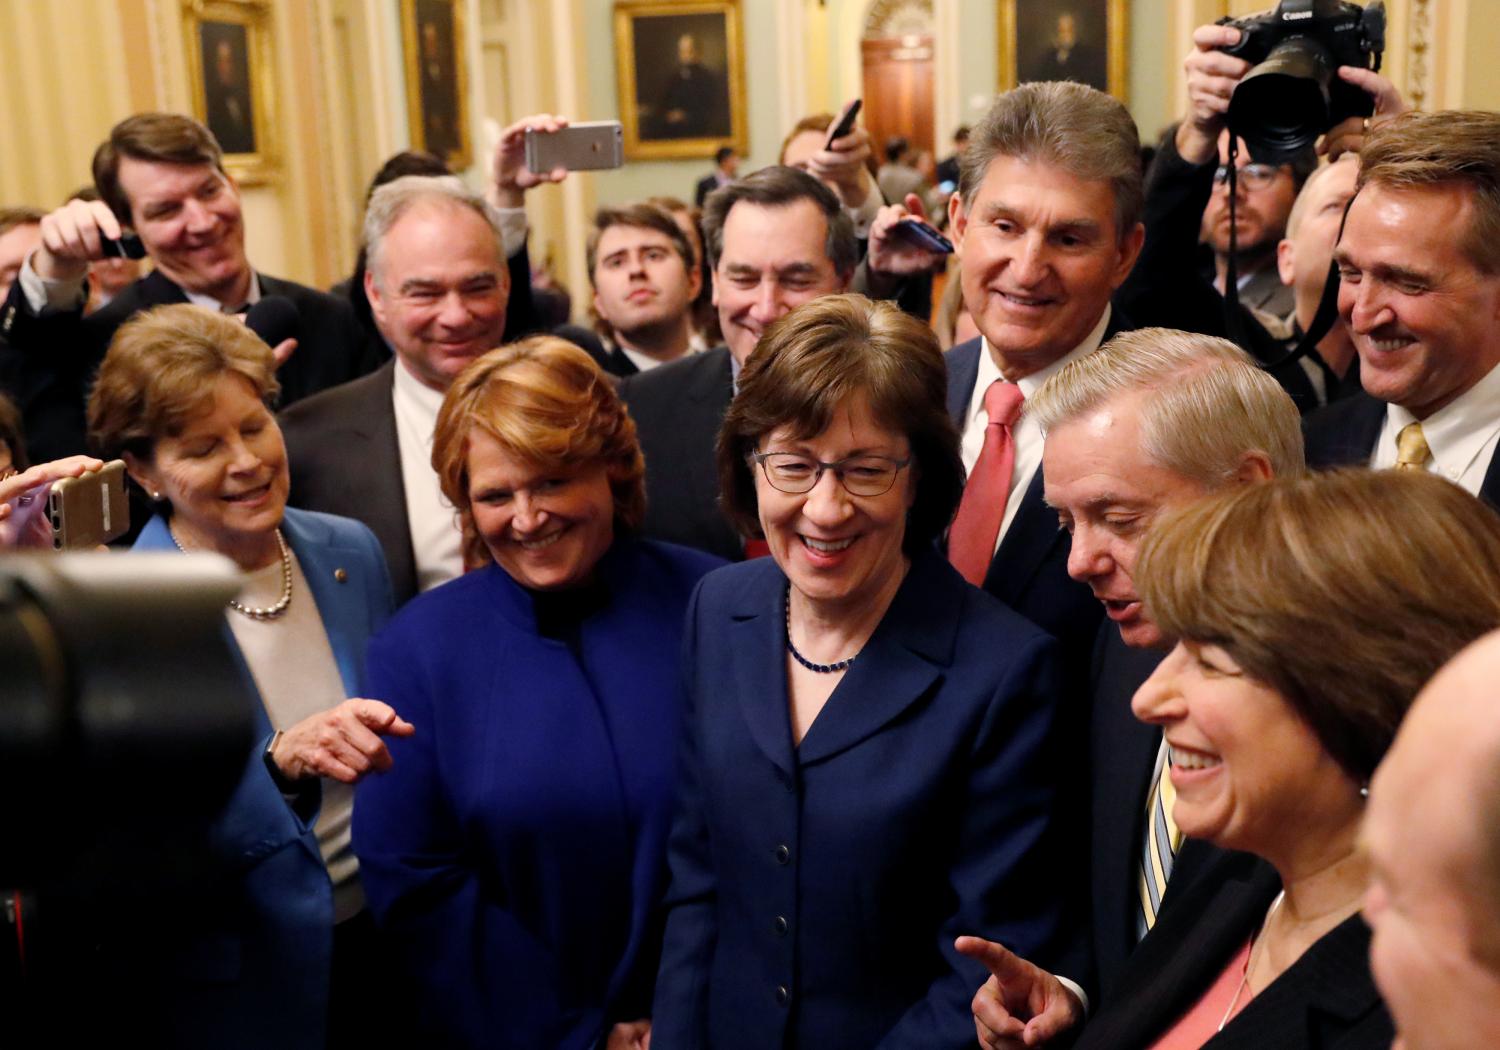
[130,506,393,1049]
[651,550,1073,1049]
[355,539,724,1049]
[1075,851,1393,1050]
[1303,389,1500,508]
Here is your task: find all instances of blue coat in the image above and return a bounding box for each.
[353,537,724,1049]
[650,550,1071,1050]
[132,505,394,1049]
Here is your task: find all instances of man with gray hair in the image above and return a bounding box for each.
[962,328,1305,1036]
[280,174,510,604]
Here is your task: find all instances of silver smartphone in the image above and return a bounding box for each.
[48,460,129,550]
[524,122,625,173]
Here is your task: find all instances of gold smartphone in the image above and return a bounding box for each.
[48,460,129,550]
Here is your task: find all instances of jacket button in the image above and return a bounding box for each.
[775,985,790,1006]
[773,915,788,936]
[774,844,790,865]
[334,568,348,582]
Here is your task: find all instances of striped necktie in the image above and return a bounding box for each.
[1137,740,1183,938]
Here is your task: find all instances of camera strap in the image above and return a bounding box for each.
[1221,135,1342,372]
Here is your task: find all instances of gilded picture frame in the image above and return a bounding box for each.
[614,0,748,161]
[1000,0,1128,101]
[401,0,473,170]
[182,0,278,185]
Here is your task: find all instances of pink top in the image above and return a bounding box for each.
[1147,938,1255,1050]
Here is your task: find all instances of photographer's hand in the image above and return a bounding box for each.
[1320,68,1408,161]
[34,198,124,283]
[1178,24,1249,165]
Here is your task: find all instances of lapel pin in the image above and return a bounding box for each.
[334,568,348,583]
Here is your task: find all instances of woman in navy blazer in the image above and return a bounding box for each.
[969,470,1500,1049]
[353,338,722,1049]
[650,295,1072,1049]
[86,304,404,1049]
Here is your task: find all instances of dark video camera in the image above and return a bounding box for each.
[1218,0,1386,162]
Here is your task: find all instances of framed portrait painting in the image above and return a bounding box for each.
[401,0,472,169]
[182,0,277,184]
[614,0,748,161]
[1000,0,1128,100]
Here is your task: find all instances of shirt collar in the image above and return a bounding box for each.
[183,269,261,314]
[392,356,448,422]
[1384,359,1500,478]
[972,305,1112,421]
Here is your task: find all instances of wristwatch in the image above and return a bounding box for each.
[263,729,299,793]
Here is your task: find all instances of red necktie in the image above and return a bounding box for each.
[949,380,1024,586]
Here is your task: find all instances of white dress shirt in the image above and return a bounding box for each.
[960,307,1112,554]
[392,360,464,591]
[1370,360,1500,497]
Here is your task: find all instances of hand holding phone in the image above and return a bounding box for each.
[524,122,625,174]
[891,218,954,254]
[0,455,106,549]
[825,99,863,149]
[47,459,129,550]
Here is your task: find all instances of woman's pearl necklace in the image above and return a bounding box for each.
[171,526,293,620]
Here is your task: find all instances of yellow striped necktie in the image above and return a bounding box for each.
[1138,743,1183,938]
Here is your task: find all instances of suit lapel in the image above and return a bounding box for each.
[137,269,192,308]
[796,553,954,766]
[1207,915,1384,1050]
[982,469,1064,606]
[281,508,366,697]
[1092,856,1280,1048]
[944,338,981,426]
[727,565,797,778]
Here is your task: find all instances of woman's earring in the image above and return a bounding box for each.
[1359,783,1371,800]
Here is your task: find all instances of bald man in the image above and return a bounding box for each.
[1364,629,1500,1050]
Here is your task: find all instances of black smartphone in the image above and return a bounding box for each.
[892,218,954,254]
[825,99,863,148]
[101,233,147,260]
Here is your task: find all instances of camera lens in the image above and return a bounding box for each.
[1228,35,1336,162]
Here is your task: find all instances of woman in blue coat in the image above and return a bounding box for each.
[353,337,723,1049]
[87,304,406,1049]
[650,295,1073,1049]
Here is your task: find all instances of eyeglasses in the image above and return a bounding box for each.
[750,451,911,497]
[1212,163,1283,190]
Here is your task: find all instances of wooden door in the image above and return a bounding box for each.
[861,35,935,161]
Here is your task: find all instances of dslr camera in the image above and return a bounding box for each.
[1218,0,1386,161]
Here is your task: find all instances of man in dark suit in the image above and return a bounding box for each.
[694,146,738,208]
[0,113,382,462]
[618,166,856,561]
[960,329,1305,1033]
[559,201,701,379]
[1306,110,1500,507]
[280,175,509,606]
[873,81,1146,693]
